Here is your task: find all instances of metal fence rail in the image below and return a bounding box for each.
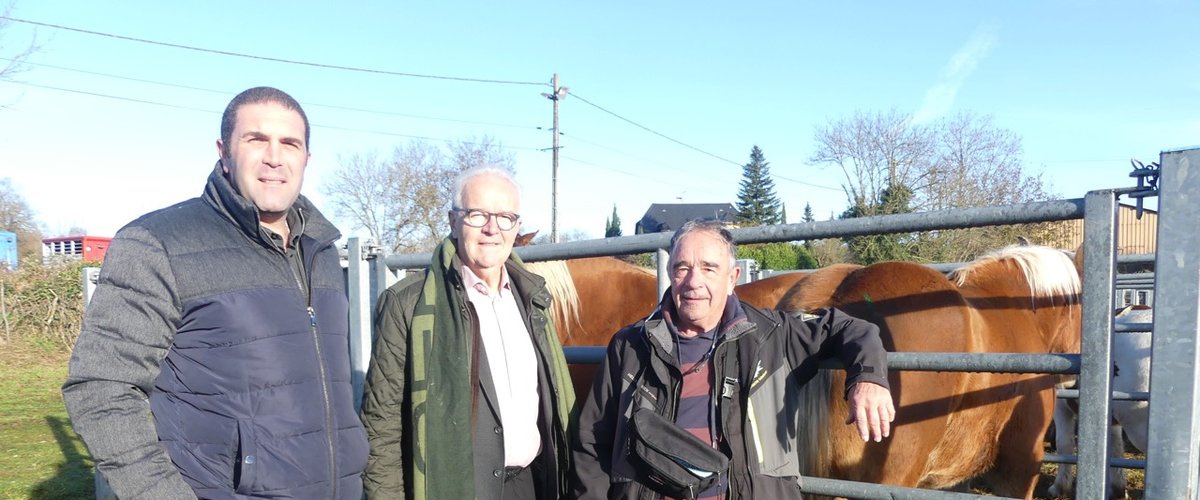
[350,192,1107,500]
[342,147,1200,499]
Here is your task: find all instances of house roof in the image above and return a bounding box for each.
[636,203,735,233]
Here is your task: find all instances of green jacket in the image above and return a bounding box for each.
[361,240,574,500]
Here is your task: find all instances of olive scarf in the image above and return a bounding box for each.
[409,238,575,499]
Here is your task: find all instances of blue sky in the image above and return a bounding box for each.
[0,1,1196,240]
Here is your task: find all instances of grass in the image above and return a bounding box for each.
[0,345,93,500]
[0,341,1154,500]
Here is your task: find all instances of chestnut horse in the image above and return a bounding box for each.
[526,258,852,396]
[526,256,810,395]
[525,257,659,397]
[734,270,813,309]
[528,259,822,344]
[782,245,1081,499]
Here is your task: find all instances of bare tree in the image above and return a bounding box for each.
[811,110,1060,263]
[448,135,515,172]
[925,112,1049,209]
[1,3,42,91]
[810,109,937,215]
[323,137,515,253]
[0,178,43,259]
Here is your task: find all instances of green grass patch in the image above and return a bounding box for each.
[0,347,93,500]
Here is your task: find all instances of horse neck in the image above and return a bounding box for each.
[524,260,581,342]
[958,259,1082,353]
[1038,299,1082,354]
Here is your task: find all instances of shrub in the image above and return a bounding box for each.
[0,261,88,351]
[737,242,818,270]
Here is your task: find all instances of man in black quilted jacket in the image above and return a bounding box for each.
[63,87,368,499]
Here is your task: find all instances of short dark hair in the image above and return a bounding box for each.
[669,219,737,266]
[220,87,310,153]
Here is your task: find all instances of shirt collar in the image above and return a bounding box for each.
[460,264,512,298]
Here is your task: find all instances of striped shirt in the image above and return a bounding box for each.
[667,324,725,500]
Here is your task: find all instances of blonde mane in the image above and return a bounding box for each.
[525,260,582,340]
[949,245,1081,306]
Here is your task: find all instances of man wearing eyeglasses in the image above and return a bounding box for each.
[361,166,575,500]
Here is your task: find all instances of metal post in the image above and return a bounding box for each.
[81,267,100,307]
[1145,147,1200,499]
[656,248,670,299]
[369,248,400,314]
[548,73,563,243]
[1077,190,1119,499]
[346,237,373,409]
[81,266,113,499]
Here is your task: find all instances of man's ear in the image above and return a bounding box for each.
[730,265,741,286]
[216,140,228,173]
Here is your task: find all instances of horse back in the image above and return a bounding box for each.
[831,262,979,354]
[784,261,990,487]
[735,271,812,310]
[562,257,658,347]
[776,264,861,312]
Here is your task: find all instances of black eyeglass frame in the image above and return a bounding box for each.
[452,208,521,231]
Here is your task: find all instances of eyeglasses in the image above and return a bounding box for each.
[453,208,521,231]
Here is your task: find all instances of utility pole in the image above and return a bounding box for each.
[542,74,568,243]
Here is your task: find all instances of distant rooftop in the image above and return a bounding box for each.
[635,203,735,234]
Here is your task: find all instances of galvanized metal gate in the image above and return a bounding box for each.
[344,147,1200,499]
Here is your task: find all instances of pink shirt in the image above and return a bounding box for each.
[461,265,542,467]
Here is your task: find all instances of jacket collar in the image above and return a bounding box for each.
[434,237,552,311]
[201,160,341,247]
[644,290,755,361]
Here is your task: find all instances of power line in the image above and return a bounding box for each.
[0,57,538,130]
[571,91,742,166]
[17,81,217,114]
[3,17,782,179]
[3,17,845,193]
[772,172,844,192]
[1,16,548,86]
[562,103,843,192]
[6,81,544,151]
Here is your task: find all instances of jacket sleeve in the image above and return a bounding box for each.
[361,284,413,499]
[60,225,198,500]
[570,327,632,499]
[782,307,891,395]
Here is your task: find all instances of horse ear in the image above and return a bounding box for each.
[515,230,539,247]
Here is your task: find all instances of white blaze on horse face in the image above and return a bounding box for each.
[669,231,740,337]
[452,173,521,290]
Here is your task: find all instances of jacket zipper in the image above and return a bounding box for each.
[526,293,569,498]
[292,239,337,500]
[640,336,685,500]
[711,341,740,500]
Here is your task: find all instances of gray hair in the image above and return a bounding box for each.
[451,166,522,209]
[669,219,737,267]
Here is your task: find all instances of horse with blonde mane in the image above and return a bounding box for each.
[528,257,818,346]
[526,256,828,402]
[525,256,659,397]
[781,245,1081,498]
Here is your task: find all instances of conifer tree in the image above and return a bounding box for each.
[734,146,782,225]
[604,204,622,237]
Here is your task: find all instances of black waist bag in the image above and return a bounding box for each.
[629,406,730,499]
